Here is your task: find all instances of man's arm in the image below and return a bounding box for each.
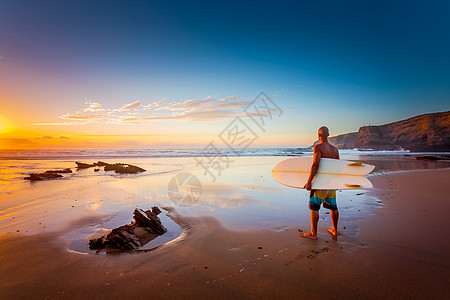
[304,145,321,191]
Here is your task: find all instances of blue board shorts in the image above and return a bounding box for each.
[309,189,337,211]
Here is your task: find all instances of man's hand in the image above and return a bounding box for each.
[304,181,312,191]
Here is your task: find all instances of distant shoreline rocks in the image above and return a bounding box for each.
[25,161,146,180]
[24,168,72,181]
[76,161,146,174]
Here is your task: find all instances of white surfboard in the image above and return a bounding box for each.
[272,157,375,190]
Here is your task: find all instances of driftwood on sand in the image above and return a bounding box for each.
[88,207,167,251]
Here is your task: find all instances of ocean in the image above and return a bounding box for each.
[1,147,442,160]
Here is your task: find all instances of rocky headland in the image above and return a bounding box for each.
[312,111,450,151]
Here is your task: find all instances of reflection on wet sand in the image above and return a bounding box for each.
[343,154,450,174]
[0,155,448,254]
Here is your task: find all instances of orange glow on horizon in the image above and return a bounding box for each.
[0,115,14,134]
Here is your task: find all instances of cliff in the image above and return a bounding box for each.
[311,111,450,151]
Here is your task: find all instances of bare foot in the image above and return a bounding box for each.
[327,228,338,240]
[300,232,318,240]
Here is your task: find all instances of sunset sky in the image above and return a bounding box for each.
[1,0,449,148]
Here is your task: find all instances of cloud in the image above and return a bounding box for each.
[120,109,238,123]
[35,135,70,140]
[32,122,88,125]
[84,101,103,112]
[176,109,238,120]
[120,100,142,110]
[117,96,250,122]
[38,95,254,126]
[144,100,165,109]
[59,114,107,120]
[157,96,248,112]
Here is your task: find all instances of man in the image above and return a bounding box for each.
[301,126,340,240]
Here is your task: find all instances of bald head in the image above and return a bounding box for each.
[318,126,329,141]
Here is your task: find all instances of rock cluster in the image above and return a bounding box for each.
[75,161,108,169]
[25,161,146,181]
[24,168,72,181]
[88,207,167,251]
[76,161,146,173]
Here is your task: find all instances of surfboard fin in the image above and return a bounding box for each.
[348,162,363,166]
[345,184,361,187]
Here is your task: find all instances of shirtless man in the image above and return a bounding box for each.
[301,126,340,240]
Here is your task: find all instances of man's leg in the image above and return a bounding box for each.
[301,209,319,240]
[327,209,339,239]
[323,194,339,239]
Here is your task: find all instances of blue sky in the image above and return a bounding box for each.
[0,0,449,148]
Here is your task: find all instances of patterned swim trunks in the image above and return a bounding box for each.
[309,189,337,211]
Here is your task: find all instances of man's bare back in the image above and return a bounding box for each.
[314,142,339,160]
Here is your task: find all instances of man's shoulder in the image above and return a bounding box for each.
[329,143,338,151]
[313,143,322,152]
[313,142,329,150]
[315,142,339,158]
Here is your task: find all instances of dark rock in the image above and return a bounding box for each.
[75,162,96,169]
[104,163,146,174]
[152,206,162,215]
[44,168,72,174]
[94,168,100,172]
[89,224,141,250]
[88,206,166,251]
[76,161,146,173]
[108,225,141,250]
[88,235,106,250]
[25,173,63,181]
[133,207,167,234]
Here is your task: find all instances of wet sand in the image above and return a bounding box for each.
[1,168,449,299]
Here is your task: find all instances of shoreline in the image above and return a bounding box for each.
[1,168,449,298]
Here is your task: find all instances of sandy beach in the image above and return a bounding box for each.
[2,1,450,298]
[0,157,449,299]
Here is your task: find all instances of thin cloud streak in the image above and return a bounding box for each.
[120,100,142,110]
[59,114,107,120]
[119,109,239,123]
[33,122,88,125]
